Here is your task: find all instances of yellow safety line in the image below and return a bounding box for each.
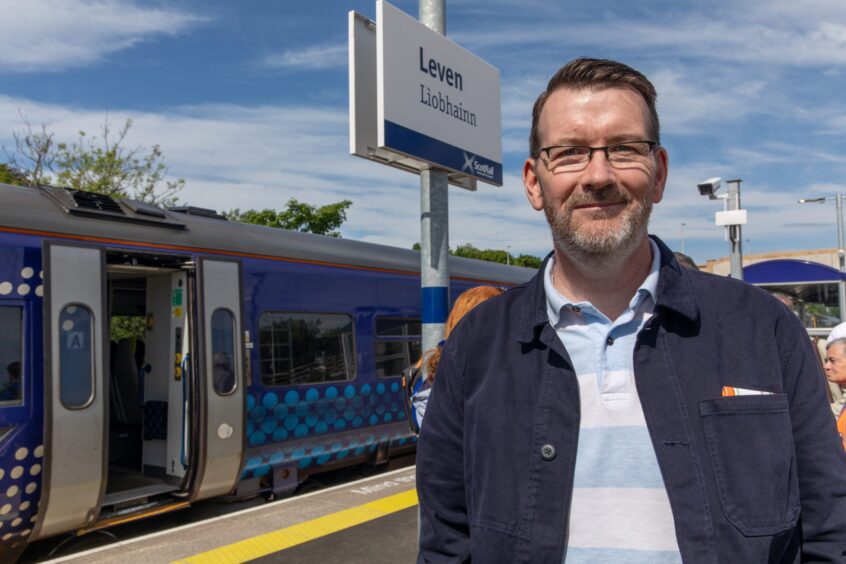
[172,488,418,564]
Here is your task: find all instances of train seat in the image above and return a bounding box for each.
[143,400,168,440]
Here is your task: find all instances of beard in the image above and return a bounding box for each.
[542,183,653,267]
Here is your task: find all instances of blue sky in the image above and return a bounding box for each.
[1,0,845,263]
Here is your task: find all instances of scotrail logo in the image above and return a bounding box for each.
[462,151,495,180]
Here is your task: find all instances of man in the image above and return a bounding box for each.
[825,338,846,451]
[823,332,846,417]
[416,58,846,563]
[827,321,846,344]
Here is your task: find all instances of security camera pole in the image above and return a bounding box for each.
[726,179,744,281]
[700,177,746,281]
[419,0,449,354]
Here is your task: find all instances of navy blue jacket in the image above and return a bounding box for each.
[417,237,846,563]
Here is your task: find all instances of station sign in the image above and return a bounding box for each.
[349,1,502,189]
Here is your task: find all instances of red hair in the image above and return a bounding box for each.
[425,285,505,381]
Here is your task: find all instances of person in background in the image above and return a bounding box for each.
[408,285,504,432]
[827,320,846,344]
[0,361,20,402]
[825,338,846,451]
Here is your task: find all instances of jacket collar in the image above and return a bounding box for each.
[517,235,699,344]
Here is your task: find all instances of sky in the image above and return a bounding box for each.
[0,0,845,264]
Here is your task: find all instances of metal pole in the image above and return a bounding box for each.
[419,0,449,354]
[837,193,846,322]
[727,179,744,281]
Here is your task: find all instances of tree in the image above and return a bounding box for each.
[3,114,56,187]
[3,115,184,206]
[412,242,542,269]
[0,164,27,186]
[227,198,353,237]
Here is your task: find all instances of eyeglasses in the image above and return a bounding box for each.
[537,141,658,173]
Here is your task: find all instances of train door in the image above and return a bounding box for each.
[34,243,107,539]
[191,257,245,501]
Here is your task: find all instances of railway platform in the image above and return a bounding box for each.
[45,466,419,564]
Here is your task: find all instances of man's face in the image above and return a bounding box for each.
[523,86,668,259]
[825,343,846,385]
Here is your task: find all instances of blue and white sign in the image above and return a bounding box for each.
[374,1,501,186]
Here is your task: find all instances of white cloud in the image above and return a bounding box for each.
[0,0,205,72]
[0,95,552,255]
[456,5,846,67]
[259,44,347,71]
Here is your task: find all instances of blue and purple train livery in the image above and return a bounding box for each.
[0,182,532,558]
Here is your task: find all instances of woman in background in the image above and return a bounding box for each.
[408,285,505,431]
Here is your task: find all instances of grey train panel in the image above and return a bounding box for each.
[0,183,535,284]
[34,243,107,540]
[193,258,246,501]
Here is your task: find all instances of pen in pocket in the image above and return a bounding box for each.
[721,386,773,397]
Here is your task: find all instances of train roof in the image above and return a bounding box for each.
[0,183,536,284]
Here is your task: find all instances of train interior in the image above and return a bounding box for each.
[104,251,192,512]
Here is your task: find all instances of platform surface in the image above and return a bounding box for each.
[46,466,419,564]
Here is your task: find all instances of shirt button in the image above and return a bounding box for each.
[606,336,614,346]
[541,444,556,461]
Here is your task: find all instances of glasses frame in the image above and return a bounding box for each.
[537,140,658,172]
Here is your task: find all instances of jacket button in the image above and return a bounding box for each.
[541,444,556,461]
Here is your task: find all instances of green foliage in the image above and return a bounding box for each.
[412,242,542,269]
[0,164,27,186]
[4,115,183,206]
[227,198,353,237]
[53,119,184,206]
[512,254,543,269]
[110,316,146,343]
[453,243,510,264]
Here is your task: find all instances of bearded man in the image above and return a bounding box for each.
[416,58,846,563]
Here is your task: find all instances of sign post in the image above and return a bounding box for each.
[349,0,502,353]
[418,0,449,355]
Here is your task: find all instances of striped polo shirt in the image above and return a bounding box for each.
[544,240,681,563]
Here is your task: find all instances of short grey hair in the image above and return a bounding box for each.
[826,337,846,351]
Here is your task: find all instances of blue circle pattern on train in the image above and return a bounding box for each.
[241,382,415,480]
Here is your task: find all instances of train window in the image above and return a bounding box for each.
[258,312,355,387]
[211,308,237,395]
[0,307,22,405]
[374,317,422,378]
[59,304,94,408]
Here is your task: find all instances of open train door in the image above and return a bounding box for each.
[191,257,246,501]
[33,243,107,540]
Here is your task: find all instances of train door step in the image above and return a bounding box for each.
[101,483,180,508]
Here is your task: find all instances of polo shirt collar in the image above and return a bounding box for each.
[543,239,661,326]
[518,235,699,344]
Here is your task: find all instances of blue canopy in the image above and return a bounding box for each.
[743,259,846,285]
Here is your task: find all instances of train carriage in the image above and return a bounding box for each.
[0,182,533,559]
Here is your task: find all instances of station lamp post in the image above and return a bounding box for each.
[798,194,846,322]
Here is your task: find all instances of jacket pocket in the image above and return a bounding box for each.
[698,394,800,536]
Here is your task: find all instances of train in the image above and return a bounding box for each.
[0,182,533,558]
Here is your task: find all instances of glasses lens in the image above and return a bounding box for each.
[545,146,590,170]
[607,142,653,165]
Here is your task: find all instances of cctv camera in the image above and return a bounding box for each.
[697,177,722,197]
